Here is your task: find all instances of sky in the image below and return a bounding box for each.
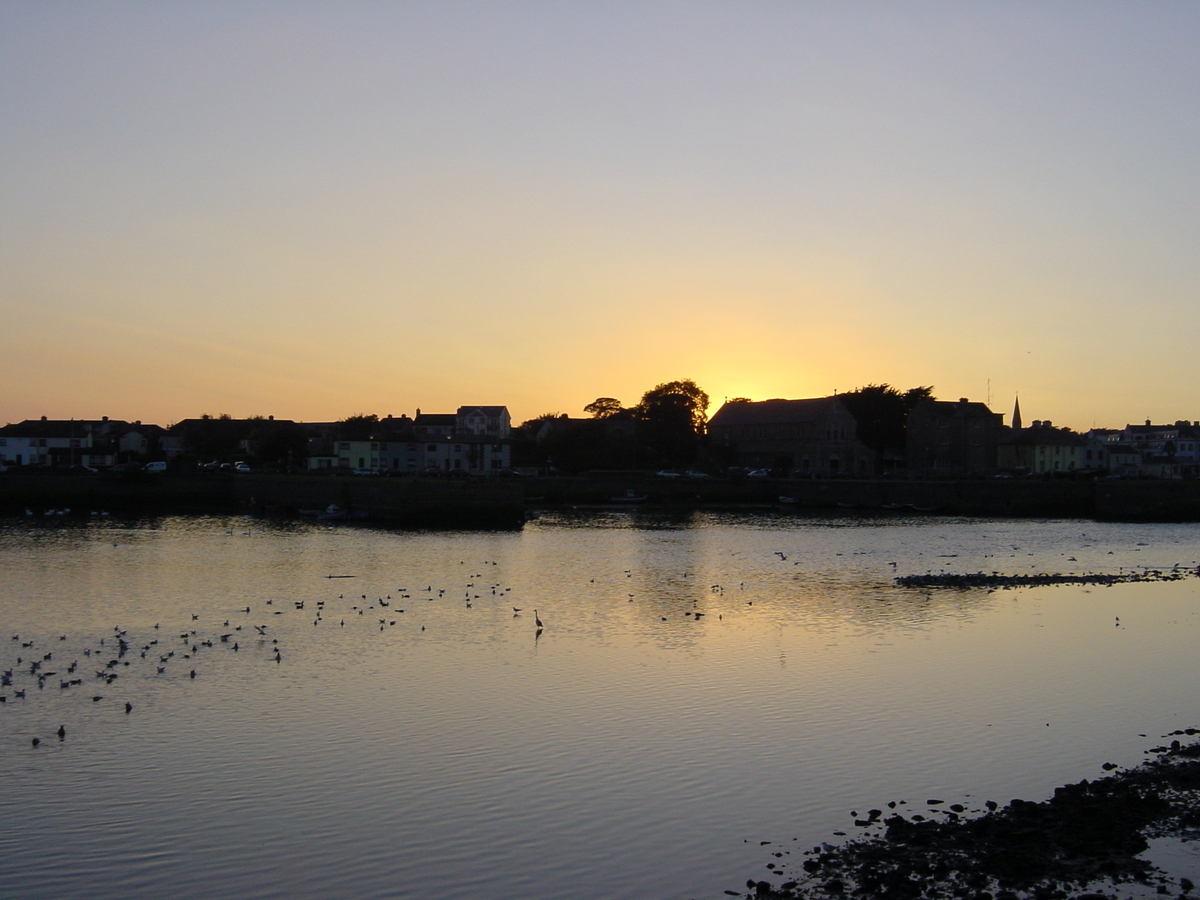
[2,2,1197,431]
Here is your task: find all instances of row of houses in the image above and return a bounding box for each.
[706,396,1200,478]
[0,417,167,468]
[305,407,512,474]
[5,398,1197,479]
[0,406,514,476]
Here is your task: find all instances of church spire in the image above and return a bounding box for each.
[1012,394,1022,431]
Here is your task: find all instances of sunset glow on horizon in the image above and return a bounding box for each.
[3,3,1197,431]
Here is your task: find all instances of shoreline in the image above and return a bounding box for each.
[741,731,1200,900]
[7,470,1200,523]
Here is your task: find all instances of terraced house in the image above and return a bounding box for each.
[308,406,511,475]
[0,417,163,468]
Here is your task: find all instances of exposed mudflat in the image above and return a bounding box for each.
[896,568,1200,590]
[741,732,1200,900]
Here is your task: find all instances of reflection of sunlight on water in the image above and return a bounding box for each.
[2,513,1200,900]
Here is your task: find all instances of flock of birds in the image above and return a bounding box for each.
[5,523,1194,753]
[0,537,779,751]
[0,562,564,750]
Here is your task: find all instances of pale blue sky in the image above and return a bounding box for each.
[2,2,1197,429]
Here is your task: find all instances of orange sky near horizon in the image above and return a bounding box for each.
[2,3,1197,432]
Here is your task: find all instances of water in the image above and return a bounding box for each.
[2,511,1200,899]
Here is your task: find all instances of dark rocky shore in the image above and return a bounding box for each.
[738,732,1200,900]
[895,568,1200,590]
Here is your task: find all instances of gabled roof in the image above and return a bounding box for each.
[118,423,168,437]
[709,397,845,427]
[457,406,509,417]
[1000,426,1085,447]
[908,399,998,419]
[0,418,132,438]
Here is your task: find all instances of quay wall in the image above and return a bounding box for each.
[4,471,1200,524]
[520,474,1200,522]
[0,472,527,529]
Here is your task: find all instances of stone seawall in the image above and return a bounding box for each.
[520,475,1200,521]
[0,472,527,529]
[5,471,1200,524]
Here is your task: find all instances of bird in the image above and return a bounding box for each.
[534,610,544,628]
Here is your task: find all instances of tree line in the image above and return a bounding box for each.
[513,381,935,474]
[166,380,935,473]
[511,381,931,475]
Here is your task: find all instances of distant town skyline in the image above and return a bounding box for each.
[3,3,1197,432]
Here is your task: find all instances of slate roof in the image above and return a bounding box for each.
[908,399,998,419]
[457,406,508,417]
[0,418,132,438]
[709,397,845,427]
[1000,426,1085,447]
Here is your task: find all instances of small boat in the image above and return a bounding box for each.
[316,504,368,521]
[778,495,797,505]
[608,491,648,504]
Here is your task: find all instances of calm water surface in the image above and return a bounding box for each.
[2,511,1200,899]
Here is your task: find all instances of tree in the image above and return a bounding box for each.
[511,413,564,468]
[636,380,709,432]
[634,379,710,467]
[246,420,308,469]
[584,397,625,418]
[178,413,245,461]
[838,384,934,473]
[337,414,378,441]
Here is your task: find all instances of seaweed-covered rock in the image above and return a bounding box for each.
[746,734,1200,900]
